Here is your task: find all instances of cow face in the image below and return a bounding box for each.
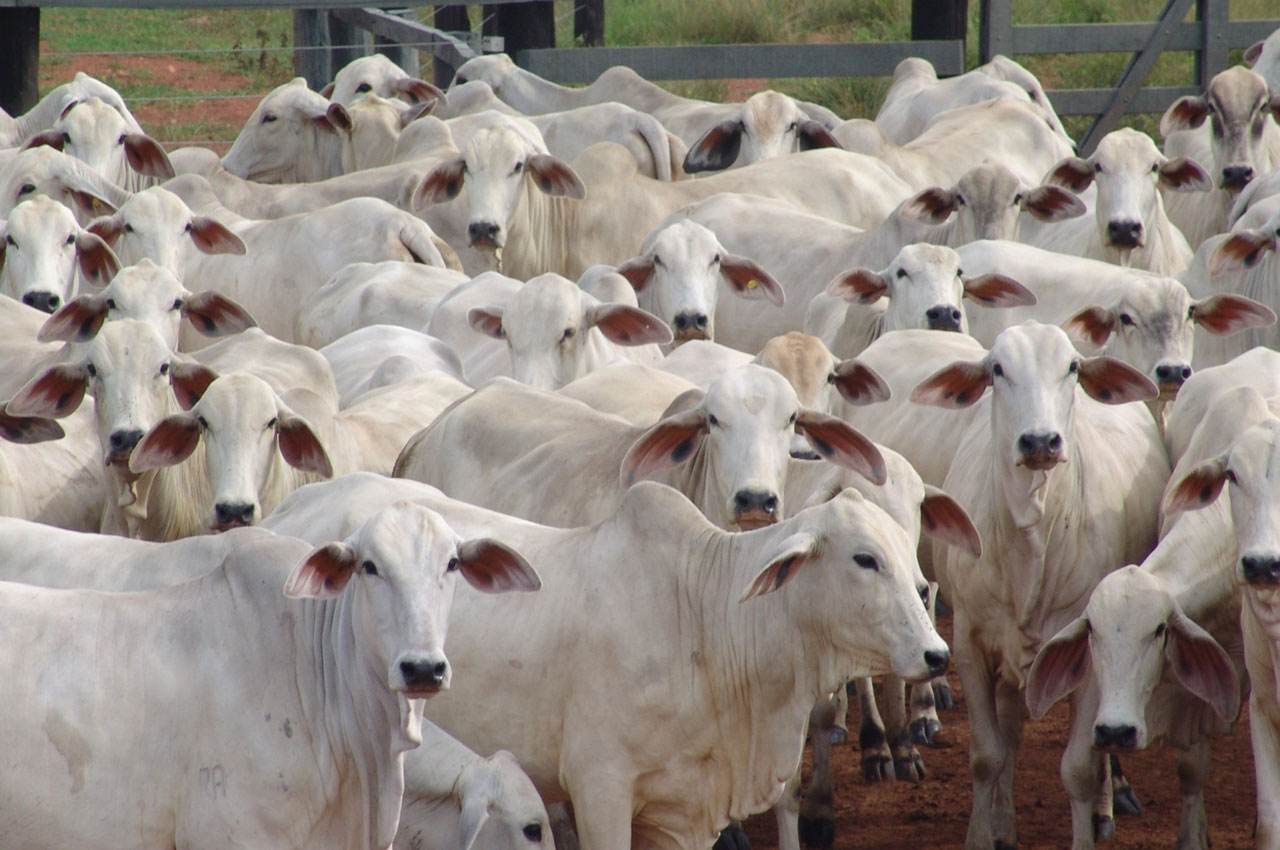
[0,147,121,226]
[0,194,118,313]
[448,750,554,850]
[684,90,840,173]
[88,186,245,275]
[221,78,347,183]
[325,53,445,108]
[41,97,174,184]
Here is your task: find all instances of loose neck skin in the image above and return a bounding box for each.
[500,179,577,281]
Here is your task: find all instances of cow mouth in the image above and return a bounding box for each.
[1220,175,1252,193]
[402,683,446,698]
[468,234,503,251]
[106,453,141,481]
[1017,454,1064,471]
[734,511,778,531]
[211,519,251,533]
[1156,382,1183,400]
[673,327,711,343]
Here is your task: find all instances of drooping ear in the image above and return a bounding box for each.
[615,254,655,291]
[910,360,991,408]
[319,81,336,99]
[309,111,340,135]
[794,410,887,485]
[398,98,437,128]
[129,413,202,472]
[526,154,586,199]
[620,408,709,486]
[921,484,983,557]
[58,99,80,122]
[1244,39,1265,65]
[683,120,744,174]
[1077,356,1159,404]
[67,188,116,220]
[1160,95,1209,136]
[587,302,673,346]
[720,254,785,306]
[182,290,258,337]
[392,77,447,106]
[22,129,65,152]
[1026,617,1091,719]
[961,273,1037,307]
[739,532,819,602]
[122,133,176,180]
[826,268,889,304]
[170,362,219,410]
[5,364,90,418]
[1166,607,1241,721]
[284,541,359,598]
[797,119,841,151]
[1063,305,1116,347]
[466,305,505,339]
[74,231,120,286]
[414,158,467,207]
[457,793,492,850]
[455,538,542,593]
[87,213,124,247]
[188,215,247,255]
[1046,156,1095,193]
[325,102,353,135]
[1158,156,1211,192]
[898,186,957,224]
[1165,456,1230,513]
[1022,185,1087,221]
[38,294,109,342]
[1209,229,1276,275]
[277,413,333,477]
[1190,293,1276,335]
[829,359,891,406]
[0,409,65,444]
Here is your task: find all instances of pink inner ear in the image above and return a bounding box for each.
[1167,625,1240,721]
[278,417,333,478]
[1063,306,1116,346]
[1024,185,1087,222]
[592,304,673,346]
[921,489,982,557]
[38,296,108,343]
[171,364,218,410]
[615,256,655,291]
[899,187,956,223]
[1166,461,1228,513]
[621,414,708,485]
[6,365,89,418]
[284,542,357,599]
[827,269,887,304]
[1208,231,1274,275]
[910,360,991,408]
[1077,357,1158,404]
[183,291,258,337]
[130,415,201,472]
[0,411,65,444]
[1047,157,1094,193]
[457,539,541,593]
[1192,294,1277,335]
[795,413,887,484]
[415,160,466,207]
[1026,625,1090,719]
[829,360,891,406]
[189,217,248,256]
[123,134,176,180]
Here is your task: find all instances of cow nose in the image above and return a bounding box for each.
[467,221,500,246]
[672,312,709,339]
[214,502,256,528]
[923,649,950,676]
[1094,724,1138,750]
[1222,165,1254,190]
[400,657,449,689]
[925,305,962,331]
[1106,220,1143,248]
[108,429,145,456]
[1017,432,1063,467]
[1154,364,1192,387]
[22,291,61,313]
[1241,555,1280,585]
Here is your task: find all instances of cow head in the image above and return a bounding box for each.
[0,194,119,313]
[88,185,246,274]
[684,90,840,173]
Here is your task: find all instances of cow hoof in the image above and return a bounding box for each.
[830,725,848,746]
[861,753,894,782]
[994,840,1017,850]
[712,823,750,850]
[1093,815,1115,841]
[894,752,926,782]
[933,680,955,711]
[798,815,835,849]
[910,717,942,745]
[1113,785,1142,816]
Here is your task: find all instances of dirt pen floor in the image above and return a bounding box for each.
[740,614,1259,850]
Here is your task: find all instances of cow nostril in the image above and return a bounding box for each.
[762,495,778,514]
[21,291,61,313]
[693,313,708,330]
[1047,434,1062,452]
[431,661,448,682]
[1242,555,1280,584]
[1155,364,1191,386]
[1017,434,1035,454]
[674,314,690,331]
[1222,166,1254,188]
[924,649,950,674]
[214,503,255,527]
[108,429,145,454]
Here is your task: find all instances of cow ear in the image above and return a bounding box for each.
[1022,185,1087,221]
[526,154,585,199]
[588,302,673,346]
[189,216,247,255]
[921,484,983,557]
[87,214,124,247]
[826,268,889,304]
[130,413,201,472]
[1209,229,1276,275]
[0,409,65,444]
[797,119,841,151]
[794,411,887,485]
[620,408,709,486]
[1046,156,1095,193]
[414,158,467,207]
[458,795,492,850]
[0,222,7,273]
[392,77,447,107]
[122,133,175,180]
[1026,617,1091,719]
[310,112,340,135]
[67,188,116,220]
[615,255,655,291]
[182,290,258,337]
[170,363,219,410]
[22,129,65,152]
[829,359,891,406]
[1077,356,1158,404]
[910,360,991,408]
[1166,607,1240,721]
[398,98,438,129]
[38,294,109,343]
[74,231,121,287]
[684,120,744,174]
[1243,39,1265,65]
[1159,156,1211,192]
[1190,293,1276,335]
[455,538,542,593]
[1165,456,1230,513]
[277,413,333,477]
[739,532,819,602]
[467,305,505,339]
[1063,305,1116,346]
[6,364,90,418]
[284,541,358,599]
[1160,95,1209,135]
[325,102,353,135]
[962,273,1037,307]
[898,186,957,224]
[319,81,336,98]
[720,254,785,306]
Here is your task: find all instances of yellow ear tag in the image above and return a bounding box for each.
[747,279,758,289]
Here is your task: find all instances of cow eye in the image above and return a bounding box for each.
[116,134,127,145]
[513,161,524,174]
[992,363,1004,377]
[788,411,797,425]
[262,113,277,124]
[105,298,116,310]
[18,183,35,196]
[1012,194,1022,206]
[523,823,543,842]
[65,233,75,245]
[954,194,966,206]
[184,222,193,233]
[853,553,879,571]
[172,299,183,310]
[1069,360,1081,374]
[86,362,97,378]
[788,121,798,132]
[1094,163,1104,173]
[561,327,574,341]
[356,82,372,93]
[197,416,209,430]
[4,235,14,246]
[446,557,459,572]
[1119,313,1134,326]
[1150,163,1159,173]
[708,414,719,427]
[653,254,663,267]
[264,417,278,430]
[61,132,72,144]
[918,584,930,605]
[895,268,908,279]
[1154,622,1166,639]
[711,253,721,265]
[1225,469,1237,483]
[123,223,134,234]
[159,363,169,376]
[362,560,378,576]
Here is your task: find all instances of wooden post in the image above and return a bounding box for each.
[293,9,331,91]
[574,0,605,47]
[433,5,470,88]
[0,8,40,116]
[483,1,555,64]
[327,11,368,78]
[979,0,1013,64]
[374,8,420,77]
[912,0,966,61]
[1195,0,1228,90]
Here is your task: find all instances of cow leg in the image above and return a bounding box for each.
[568,776,635,850]
[1109,754,1141,815]
[548,802,581,850]
[957,619,1006,850]
[798,698,837,848]
[1060,686,1106,850]
[1175,736,1211,850]
[909,677,944,744]
[1251,693,1280,850]
[991,678,1026,849]
[854,677,893,781]
[883,674,926,780]
[830,683,849,745]
[712,822,749,850]
[774,768,802,850]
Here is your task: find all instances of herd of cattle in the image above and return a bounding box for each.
[3,22,1280,850]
